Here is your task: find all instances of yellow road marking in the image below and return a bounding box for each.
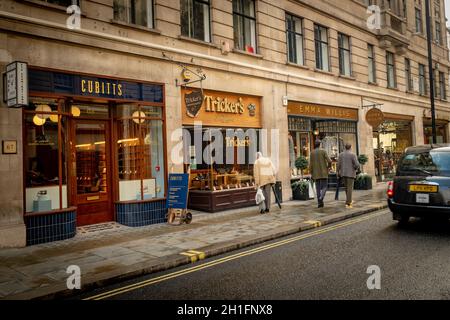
[304,220,322,228]
[84,210,386,300]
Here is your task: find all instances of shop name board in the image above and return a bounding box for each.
[204,96,246,115]
[81,79,123,97]
[287,102,358,121]
[182,88,262,128]
[28,68,164,103]
[225,136,251,147]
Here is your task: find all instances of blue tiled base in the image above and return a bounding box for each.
[25,209,77,246]
[116,200,167,227]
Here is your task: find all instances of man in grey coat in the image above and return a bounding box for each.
[337,144,360,208]
[309,140,332,208]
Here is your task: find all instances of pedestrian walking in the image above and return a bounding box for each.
[309,140,332,208]
[337,143,360,208]
[254,152,277,213]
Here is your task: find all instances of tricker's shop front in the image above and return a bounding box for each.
[24,67,167,245]
[181,88,262,213]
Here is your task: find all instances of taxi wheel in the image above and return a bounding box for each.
[397,214,410,227]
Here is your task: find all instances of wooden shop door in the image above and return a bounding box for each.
[71,119,113,226]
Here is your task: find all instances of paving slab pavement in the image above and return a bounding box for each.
[0,184,388,300]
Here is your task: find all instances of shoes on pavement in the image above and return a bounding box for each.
[346,204,353,208]
[265,209,270,213]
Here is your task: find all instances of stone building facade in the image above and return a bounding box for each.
[0,0,449,247]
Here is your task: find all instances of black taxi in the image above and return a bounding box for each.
[387,144,450,225]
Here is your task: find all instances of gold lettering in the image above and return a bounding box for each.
[204,96,212,111]
[112,83,116,95]
[102,82,105,94]
[81,80,86,93]
[107,83,111,94]
[117,84,122,96]
[88,80,93,93]
[95,81,100,94]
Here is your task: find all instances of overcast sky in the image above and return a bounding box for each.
[446,0,450,27]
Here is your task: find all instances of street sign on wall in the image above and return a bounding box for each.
[5,62,28,107]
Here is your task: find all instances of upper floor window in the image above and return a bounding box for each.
[405,58,413,91]
[286,13,304,65]
[181,0,211,42]
[419,63,426,95]
[233,0,257,53]
[415,7,423,33]
[114,0,154,29]
[439,72,447,100]
[338,33,352,76]
[368,44,376,83]
[314,24,330,71]
[435,21,442,45]
[386,51,396,88]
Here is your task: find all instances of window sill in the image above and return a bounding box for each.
[338,74,356,81]
[387,86,399,91]
[368,81,378,86]
[110,20,161,34]
[314,68,334,76]
[286,62,310,70]
[232,49,263,59]
[17,0,86,16]
[178,35,218,49]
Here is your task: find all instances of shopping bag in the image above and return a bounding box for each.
[309,180,316,199]
[255,188,265,205]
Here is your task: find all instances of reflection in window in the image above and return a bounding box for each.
[114,0,154,28]
[116,105,165,201]
[233,0,257,53]
[181,0,211,42]
[25,99,68,212]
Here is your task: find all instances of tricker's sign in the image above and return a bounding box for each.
[182,88,261,128]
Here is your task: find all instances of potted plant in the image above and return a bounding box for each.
[291,180,310,201]
[355,173,373,190]
[358,154,369,174]
[295,156,309,179]
[355,154,372,190]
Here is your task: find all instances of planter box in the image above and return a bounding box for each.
[355,176,373,190]
[292,187,309,201]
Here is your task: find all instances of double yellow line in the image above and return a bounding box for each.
[84,210,386,300]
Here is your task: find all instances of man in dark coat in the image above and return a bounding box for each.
[309,140,332,208]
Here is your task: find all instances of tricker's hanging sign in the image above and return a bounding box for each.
[182,88,261,128]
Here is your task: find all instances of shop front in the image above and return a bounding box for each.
[423,118,448,144]
[372,113,413,181]
[24,67,167,245]
[287,101,359,178]
[181,88,261,212]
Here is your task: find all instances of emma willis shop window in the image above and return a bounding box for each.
[287,101,359,177]
[24,68,166,245]
[181,88,262,213]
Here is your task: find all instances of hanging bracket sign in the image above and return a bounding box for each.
[365,107,384,128]
[185,90,204,118]
[5,61,28,107]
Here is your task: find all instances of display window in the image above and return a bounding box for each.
[114,104,165,201]
[423,119,448,144]
[288,116,357,176]
[184,127,260,191]
[373,119,413,181]
[24,98,68,212]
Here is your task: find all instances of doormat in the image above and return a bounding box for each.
[77,222,125,235]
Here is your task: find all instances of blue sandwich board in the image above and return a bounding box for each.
[167,173,189,209]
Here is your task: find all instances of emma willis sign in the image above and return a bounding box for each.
[182,88,261,128]
[288,101,358,121]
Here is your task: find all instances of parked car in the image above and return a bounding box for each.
[387,144,450,225]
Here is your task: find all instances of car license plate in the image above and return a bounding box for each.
[409,185,438,193]
[416,193,430,204]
